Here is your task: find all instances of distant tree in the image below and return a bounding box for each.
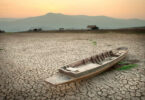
[0,29,5,33]
[28,28,42,32]
[59,28,64,31]
[87,25,99,30]
[33,28,38,32]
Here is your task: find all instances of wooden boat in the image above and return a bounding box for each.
[45,47,128,86]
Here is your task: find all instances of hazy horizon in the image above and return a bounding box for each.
[0,0,145,19]
[1,13,145,32]
[0,12,145,21]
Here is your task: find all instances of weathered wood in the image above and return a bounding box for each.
[45,47,128,86]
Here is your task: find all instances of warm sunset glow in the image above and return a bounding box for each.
[0,0,145,19]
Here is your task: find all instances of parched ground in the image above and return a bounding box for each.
[0,32,145,100]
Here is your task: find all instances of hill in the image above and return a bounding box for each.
[0,13,145,32]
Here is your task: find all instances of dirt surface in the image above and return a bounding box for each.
[0,32,145,100]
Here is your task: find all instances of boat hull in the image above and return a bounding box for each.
[45,50,128,86]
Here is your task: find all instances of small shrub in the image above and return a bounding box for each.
[92,41,97,46]
[117,61,138,70]
[89,40,97,46]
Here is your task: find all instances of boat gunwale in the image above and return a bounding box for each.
[59,49,128,77]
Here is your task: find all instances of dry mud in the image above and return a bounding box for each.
[0,32,145,100]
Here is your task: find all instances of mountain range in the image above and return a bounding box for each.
[0,13,145,32]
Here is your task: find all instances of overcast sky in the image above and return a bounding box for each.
[0,0,145,19]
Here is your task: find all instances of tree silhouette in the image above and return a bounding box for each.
[0,29,5,33]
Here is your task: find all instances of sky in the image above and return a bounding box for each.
[0,0,145,19]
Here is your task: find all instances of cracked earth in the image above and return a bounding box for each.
[0,32,145,100]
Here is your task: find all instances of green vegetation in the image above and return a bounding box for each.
[0,49,3,51]
[117,61,138,70]
[92,41,97,46]
[89,40,97,46]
